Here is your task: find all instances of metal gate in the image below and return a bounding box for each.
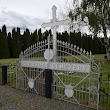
[16,37,100,109]
[16,40,49,96]
[52,40,100,109]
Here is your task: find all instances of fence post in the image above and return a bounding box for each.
[1,65,7,85]
[45,69,53,98]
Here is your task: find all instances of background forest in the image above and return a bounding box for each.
[0,25,108,59]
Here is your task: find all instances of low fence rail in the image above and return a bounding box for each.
[0,62,16,88]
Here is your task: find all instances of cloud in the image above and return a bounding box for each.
[0,8,44,33]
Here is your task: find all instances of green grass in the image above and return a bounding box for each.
[0,58,18,65]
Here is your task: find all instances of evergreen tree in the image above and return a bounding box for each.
[16,28,22,57]
[31,29,38,44]
[38,28,43,41]
[70,31,76,45]
[61,31,69,42]
[0,29,3,58]
[43,30,50,40]
[1,25,9,58]
[12,28,16,57]
[22,28,31,50]
[12,28,22,58]
[7,32,12,57]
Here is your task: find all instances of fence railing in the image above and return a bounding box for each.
[0,63,110,110]
[0,62,16,88]
[99,73,110,110]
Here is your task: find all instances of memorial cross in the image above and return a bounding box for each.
[42,5,70,62]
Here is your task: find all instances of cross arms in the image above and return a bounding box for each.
[42,19,70,28]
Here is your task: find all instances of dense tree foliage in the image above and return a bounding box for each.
[0,25,107,59]
[69,0,110,60]
[0,25,9,58]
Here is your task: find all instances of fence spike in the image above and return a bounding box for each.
[86,51,89,56]
[28,47,31,50]
[68,43,70,46]
[63,41,65,44]
[80,48,83,52]
[83,49,86,54]
[65,42,67,45]
[24,50,26,55]
[74,45,76,49]
[20,51,23,58]
[57,40,59,43]
[90,51,92,56]
[60,40,63,43]
[71,44,73,47]
[77,46,79,50]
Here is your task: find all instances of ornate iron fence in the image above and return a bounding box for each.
[0,62,17,88]
[99,73,110,110]
[7,62,17,88]
[16,38,100,110]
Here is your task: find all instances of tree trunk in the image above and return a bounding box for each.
[107,48,110,60]
[103,26,110,61]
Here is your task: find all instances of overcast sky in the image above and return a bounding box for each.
[0,0,73,33]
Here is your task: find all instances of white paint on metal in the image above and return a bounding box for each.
[44,49,54,60]
[21,60,91,73]
[28,79,34,89]
[65,85,74,98]
[42,5,70,61]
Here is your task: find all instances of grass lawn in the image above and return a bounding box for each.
[0,58,18,65]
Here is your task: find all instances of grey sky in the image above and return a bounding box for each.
[0,0,73,32]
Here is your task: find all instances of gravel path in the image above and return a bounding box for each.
[0,85,95,110]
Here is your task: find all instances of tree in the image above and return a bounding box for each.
[7,32,12,58]
[69,0,110,60]
[0,29,3,58]
[1,25,10,58]
[12,28,22,58]
[38,28,43,41]
[22,28,31,50]
[31,29,38,44]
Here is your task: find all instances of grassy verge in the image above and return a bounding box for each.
[0,58,18,65]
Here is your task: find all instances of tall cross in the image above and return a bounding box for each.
[42,5,70,62]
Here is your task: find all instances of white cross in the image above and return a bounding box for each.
[42,5,70,62]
